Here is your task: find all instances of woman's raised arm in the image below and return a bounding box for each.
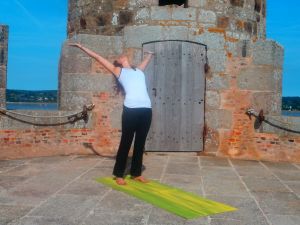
[68,43,121,77]
[137,51,154,71]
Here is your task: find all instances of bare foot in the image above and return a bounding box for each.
[115,177,127,185]
[132,176,149,183]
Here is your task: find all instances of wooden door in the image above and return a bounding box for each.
[143,41,206,151]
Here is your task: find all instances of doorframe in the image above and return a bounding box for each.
[142,40,208,152]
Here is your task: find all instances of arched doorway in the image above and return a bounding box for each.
[143,40,206,152]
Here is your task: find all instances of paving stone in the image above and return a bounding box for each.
[271,170,300,182]
[230,159,262,167]
[210,218,269,225]
[82,212,147,225]
[208,195,269,224]
[9,216,78,225]
[165,162,201,176]
[147,207,187,225]
[233,166,275,178]
[94,190,151,215]
[0,175,30,190]
[0,204,33,225]
[200,167,240,180]
[261,161,299,171]
[29,155,72,164]
[162,174,203,194]
[0,159,26,172]
[141,166,164,180]
[169,155,199,164]
[28,194,99,223]
[241,177,291,193]
[58,179,108,196]
[202,178,249,197]
[252,191,300,215]
[284,181,300,197]
[267,214,300,225]
[200,156,230,167]
[80,168,114,180]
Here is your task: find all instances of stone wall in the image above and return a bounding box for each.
[0,25,8,108]
[68,0,266,40]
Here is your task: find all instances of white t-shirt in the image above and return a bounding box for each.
[118,68,152,108]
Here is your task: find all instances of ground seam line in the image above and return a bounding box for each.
[228,159,273,225]
[197,156,211,225]
[259,161,299,198]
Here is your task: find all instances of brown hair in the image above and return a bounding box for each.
[113,61,125,96]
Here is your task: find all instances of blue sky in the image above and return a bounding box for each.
[0,0,299,96]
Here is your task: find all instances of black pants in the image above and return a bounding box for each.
[113,106,152,177]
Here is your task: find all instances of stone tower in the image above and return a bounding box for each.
[58,0,299,162]
[1,1,298,162]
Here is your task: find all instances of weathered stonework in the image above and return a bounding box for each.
[0,25,8,109]
[0,1,299,163]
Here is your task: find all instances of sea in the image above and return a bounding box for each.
[6,102,58,110]
[282,110,300,117]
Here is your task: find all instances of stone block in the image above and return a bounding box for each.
[162,26,189,40]
[172,7,196,21]
[75,34,123,56]
[60,55,91,74]
[205,90,220,109]
[207,50,226,72]
[230,0,245,7]
[236,40,253,57]
[0,88,5,108]
[59,91,93,111]
[0,47,8,65]
[189,0,207,7]
[60,74,115,92]
[251,92,282,116]
[129,0,157,8]
[0,111,34,129]
[0,66,6,88]
[253,40,284,68]
[135,8,150,23]
[205,109,232,129]
[124,25,163,48]
[150,6,172,20]
[0,26,8,43]
[206,73,230,90]
[217,16,230,29]
[198,9,217,24]
[32,111,63,128]
[191,32,225,50]
[238,65,282,91]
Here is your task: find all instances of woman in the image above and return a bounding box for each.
[69,43,154,185]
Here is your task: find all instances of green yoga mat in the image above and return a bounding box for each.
[96,176,237,219]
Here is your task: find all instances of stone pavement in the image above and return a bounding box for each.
[0,153,299,225]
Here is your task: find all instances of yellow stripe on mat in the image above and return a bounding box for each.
[96,176,237,219]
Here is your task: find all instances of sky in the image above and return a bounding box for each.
[0,0,299,96]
